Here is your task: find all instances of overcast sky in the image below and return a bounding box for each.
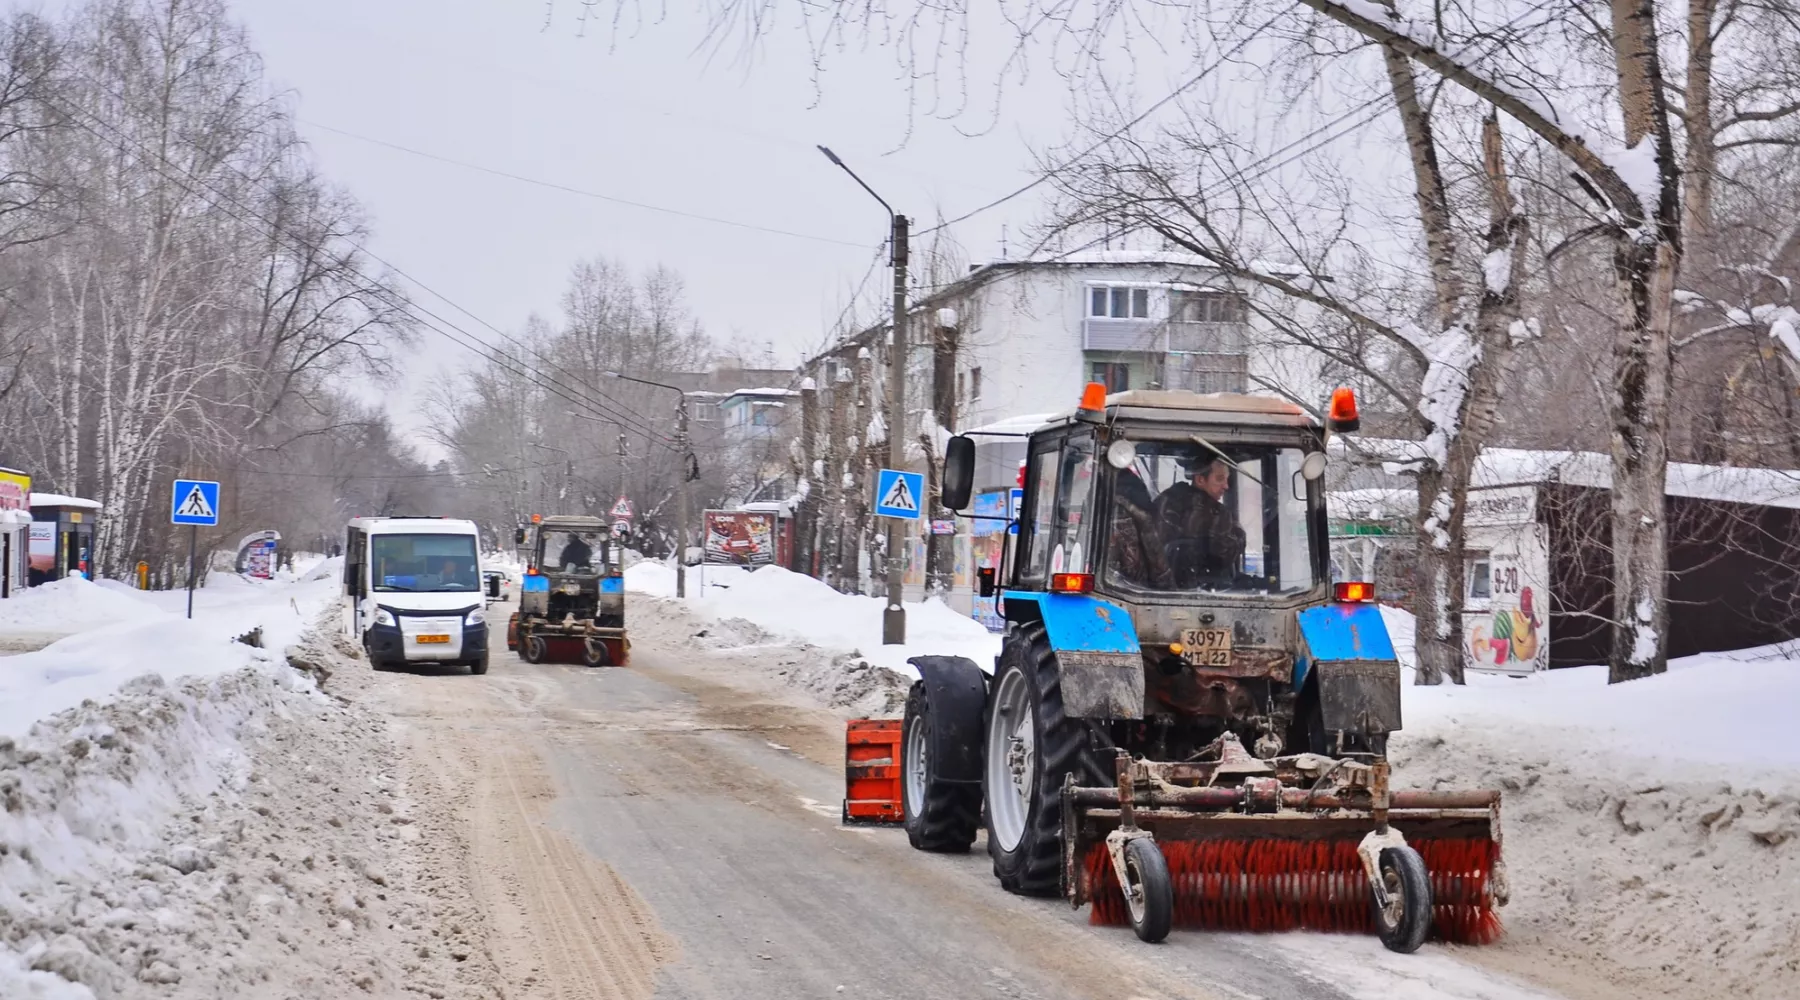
[213,0,1153,449]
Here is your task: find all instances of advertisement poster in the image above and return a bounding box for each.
[703,510,777,566]
[28,521,54,574]
[1463,550,1547,673]
[237,530,281,579]
[968,491,1011,633]
[1460,491,1549,675]
[0,468,27,511]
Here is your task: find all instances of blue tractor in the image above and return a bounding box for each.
[886,384,1505,951]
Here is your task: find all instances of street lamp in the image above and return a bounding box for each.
[819,145,909,645]
[604,370,695,599]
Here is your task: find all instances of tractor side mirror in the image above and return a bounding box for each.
[514,527,526,545]
[977,566,997,598]
[942,434,976,511]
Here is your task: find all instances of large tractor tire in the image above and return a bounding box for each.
[901,679,982,852]
[984,624,1114,896]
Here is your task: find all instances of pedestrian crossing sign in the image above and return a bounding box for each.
[875,468,924,521]
[171,479,221,526]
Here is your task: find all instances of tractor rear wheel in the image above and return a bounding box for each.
[984,625,1113,896]
[901,682,981,852]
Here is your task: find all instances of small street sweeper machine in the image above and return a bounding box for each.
[506,515,629,667]
[845,384,1506,952]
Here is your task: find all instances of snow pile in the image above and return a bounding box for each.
[0,577,163,634]
[631,563,1000,680]
[0,623,498,999]
[0,567,340,740]
[1380,605,1800,998]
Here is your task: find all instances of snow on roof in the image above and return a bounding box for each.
[1333,439,1800,510]
[725,387,801,399]
[29,492,101,510]
[960,413,1056,437]
[1001,250,1216,268]
[1475,448,1800,509]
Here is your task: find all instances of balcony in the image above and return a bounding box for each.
[1083,317,1167,352]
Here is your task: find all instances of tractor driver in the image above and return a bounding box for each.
[1153,453,1246,588]
[557,532,595,572]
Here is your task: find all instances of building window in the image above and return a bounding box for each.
[1467,554,1492,600]
[1167,354,1247,393]
[1089,285,1149,319]
[1091,362,1131,392]
[1171,290,1248,324]
[970,366,982,400]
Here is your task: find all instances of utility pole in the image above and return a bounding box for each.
[675,394,691,599]
[820,144,909,645]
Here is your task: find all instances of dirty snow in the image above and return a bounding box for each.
[0,617,500,999]
[1380,604,1800,999]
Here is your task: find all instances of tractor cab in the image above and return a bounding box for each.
[944,384,1362,760]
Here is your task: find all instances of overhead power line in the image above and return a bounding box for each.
[35,68,680,450]
[304,120,870,249]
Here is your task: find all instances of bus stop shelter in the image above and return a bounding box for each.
[29,492,100,584]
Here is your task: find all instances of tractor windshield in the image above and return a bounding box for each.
[1107,438,1320,596]
[541,530,607,576]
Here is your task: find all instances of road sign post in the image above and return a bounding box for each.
[171,479,221,620]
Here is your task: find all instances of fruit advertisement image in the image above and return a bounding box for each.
[1467,586,1543,668]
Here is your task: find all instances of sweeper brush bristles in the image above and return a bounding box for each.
[1085,837,1502,944]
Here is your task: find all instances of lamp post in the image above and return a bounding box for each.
[819,145,909,645]
[603,371,693,598]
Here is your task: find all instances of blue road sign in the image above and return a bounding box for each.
[874,468,925,520]
[1008,487,1023,534]
[171,479,221,526]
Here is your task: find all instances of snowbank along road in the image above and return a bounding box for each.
[4,568,1794,999]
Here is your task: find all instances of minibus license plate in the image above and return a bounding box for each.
[416,634,450,644]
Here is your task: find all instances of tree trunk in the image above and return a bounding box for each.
[1608,240,1678,682]
[849,347,875,593]
[1607,0,1683,683]
[1381,44,1462,325]
[1683,0,1718,239]
[792,378,820,578]
[1410,465,1461,685]
[923,318,958,595]
[1383,44,1467,686]
[826,368,851,592]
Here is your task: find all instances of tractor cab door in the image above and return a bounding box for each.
[1015,428,1100,589]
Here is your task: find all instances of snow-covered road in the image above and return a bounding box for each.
[2,561,1793,999]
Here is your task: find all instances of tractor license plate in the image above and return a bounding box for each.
[416,634,451,644]
[1181,628,1232,667]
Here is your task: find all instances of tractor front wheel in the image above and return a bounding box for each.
[1372,845,1433,954]
[582,639,610,668]
[984,625,1112,896]
[1122,837,1173,943]
[521,634,547,664]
